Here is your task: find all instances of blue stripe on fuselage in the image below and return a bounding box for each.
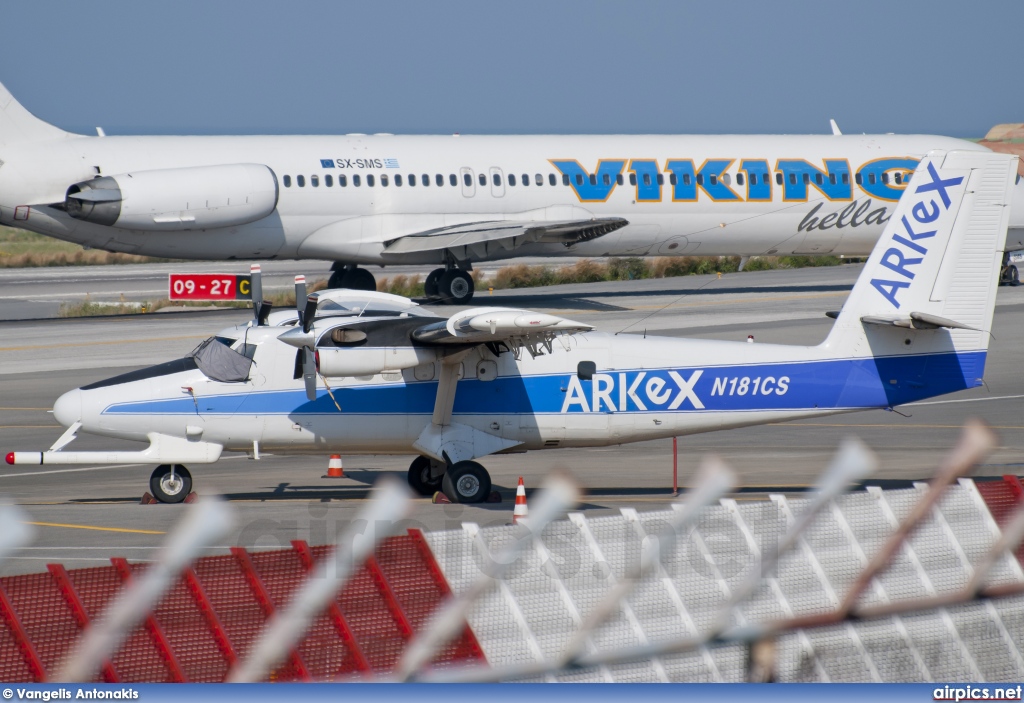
[99,351,986,417]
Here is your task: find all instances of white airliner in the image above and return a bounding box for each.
[0,80,1021,303]
[7,151,1016,503]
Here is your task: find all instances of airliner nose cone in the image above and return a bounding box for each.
[53,389,82,427]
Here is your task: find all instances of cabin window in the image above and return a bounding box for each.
[709,174,717,186]
[353,174,361,187]
[562,174,570,186]
[283,175,292,187]
[683,173,691,186]
[367,174,375,187]
[669,173,677,185]
[828,173,836,185]
[549,174,556,186]
[538,174,545,185]
[881,173,889,184]
[493,173,502,186]
[603,173,611,186]
[657,173,665,185]
[696,174,704,186]
[629,173,637,186]
[381,174,389,187]
[437,174,444,186]
[449,174,457,186]
[463,173,471,187]
[802,173,810,184]
[311,175,319,187]
[339,174,347,187]
[736,173,745,185]
[721,173,731,185]
[297,175,306,187]
[815,173,823,185]
[868,173,876,185]
[589,174,597,186]
[788,173,796,185]
[508,173,517,186]
[522,173,529,186]
[642,173,651,186]
[478,173,486,186]
[855,173,863,185]
[407,174,415,186]
[776,172,783,185]
[575,174,584,186]
[325,174,333,187]
[842,173,850,184]
[616,174,624,186]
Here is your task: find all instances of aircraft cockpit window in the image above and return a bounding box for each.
[214,336,237,347]
[325,175,333,187]
[188,337,253,383]
[339,174,347,187]
[297,175,306,187]
[283,175,292,187]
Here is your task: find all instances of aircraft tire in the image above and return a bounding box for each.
[328,269,346,289]
[442,460,491,503]
[438,270,474,305]
[1010,265,1020,287]
[408,455,443,496]
[344,267,377,291]
[424,269,443,298]
[150,464,192,503]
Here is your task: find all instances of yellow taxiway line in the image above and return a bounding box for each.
[26,521,166,535]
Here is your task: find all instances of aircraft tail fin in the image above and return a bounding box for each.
[0,80,68,147]
[822,150,1017,357]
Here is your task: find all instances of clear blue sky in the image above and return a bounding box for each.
[2,0,1021,137]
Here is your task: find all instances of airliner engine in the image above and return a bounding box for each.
[64,163,278,231]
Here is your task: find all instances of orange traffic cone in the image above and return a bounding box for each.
[323,454,344,478]
[513,476,528,524]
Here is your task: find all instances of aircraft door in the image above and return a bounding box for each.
[460,168,475,198]
[489,167,505,198]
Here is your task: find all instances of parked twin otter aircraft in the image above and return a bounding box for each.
[1,80,1022,304]
[6,151,1017,502]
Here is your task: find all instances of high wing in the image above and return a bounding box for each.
[411,306,592,345]
[381,217,628,258]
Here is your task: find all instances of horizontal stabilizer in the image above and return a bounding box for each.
[382,217,627,257]
[860,311,978,331]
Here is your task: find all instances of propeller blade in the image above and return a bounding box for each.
[294,275,307,325]
[302,294,318,334]
[250,264,264,325]
[302,346,317,400]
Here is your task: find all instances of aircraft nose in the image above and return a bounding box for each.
[53,389,82,427]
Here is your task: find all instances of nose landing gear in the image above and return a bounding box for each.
[328,263,377,291]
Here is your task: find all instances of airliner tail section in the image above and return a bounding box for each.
[822,150,1017,357]
[0,80,68,147]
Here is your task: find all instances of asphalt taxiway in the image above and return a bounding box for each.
[1,264,1022,575]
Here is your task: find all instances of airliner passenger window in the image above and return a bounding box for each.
[575,174,584,186]
[842,173,850,184]
[721,173,730,185]
[548,174,556,186]
[325,175,333,187]
[508,174,516,186]
[479,173,486,186]
[339,175,347,187]
[367,174,375,187]
[522,174,529,185]
[749,174,756,185]
[657,174,665,185]
[311,175,319,187]
[802,173,809,184]
[684,174,691,185]
[423,174,430,186]
[868,174,876,185]
[381,174,389,187]
[894,173,902,185]
[407,174,415,186]
[353,174,361,187]
[616,174,624,186]
[283,175,292,187]
[463,173,471,187]
[828,173,836,185]
[736,173,744,185]
[395,174,402,186]
[493,173,501,186]
[855,173,862,185]
[696,174,704,186]
[297,175,306,187]
[708,174,716,186]
[449,174,457,186]
[629,173,637,186]
[589,174,597,186]
[436,174,444,186]
[815,173,823,185]
[776,173,783,185]
[603,174,610,186]
[789,174,796,185]
[536,174,543,185]
[642,174,651,186]
[881,173,889,184]
[562,174,570,186]
[669,173,677,185]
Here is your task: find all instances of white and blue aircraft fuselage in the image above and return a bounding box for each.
[1,80,1021,304]
[6,150,1017,502]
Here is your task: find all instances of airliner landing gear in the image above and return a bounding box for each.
[441,460,492,503]
[328,263,377,291]
[425,267,474,304]
[150,464,192,503]
[407,455,444,496]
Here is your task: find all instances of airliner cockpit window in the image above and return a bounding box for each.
[188,337,253,383]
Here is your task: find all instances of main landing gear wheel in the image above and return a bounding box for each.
[407,455,443,496]
[328,266,377,291]
[150,464,192,503]
[1010,265,1020,287]
[438,270,474,305]
[441,460,491,503]
[424,268,443,298]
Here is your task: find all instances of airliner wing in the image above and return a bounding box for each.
[411,307,592,345]
[381,217,627,258]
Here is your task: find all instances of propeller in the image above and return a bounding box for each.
[302,347,317,401]
[285,276,319,400]
[250,264,265,325]
[302,293,318,334]
[294,275,307,325]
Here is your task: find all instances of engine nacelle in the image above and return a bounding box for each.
[315,346,440,377]
[65,164,278,231]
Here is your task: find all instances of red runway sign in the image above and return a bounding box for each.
[168,273,252,301]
